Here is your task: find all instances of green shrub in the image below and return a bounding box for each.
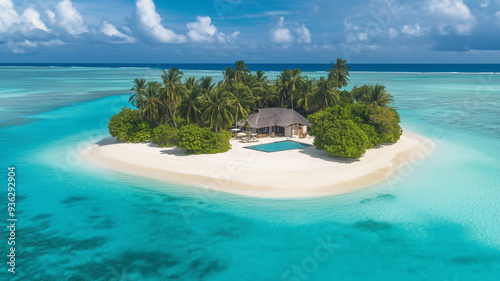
[350,103,371,124]
[313,119,368,158]
[309,106,373,158]
[370,107,403,143]
[174,116,186,128]
[358,123,380,148]
[351,85,372,102]
[338,90,354,106]
[177,124,231,154]
[216,131,232,153]
[151,123,178,147]
[108,107,152,142]
[308,106,351,138]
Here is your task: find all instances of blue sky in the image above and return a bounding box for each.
[1,0,500,63]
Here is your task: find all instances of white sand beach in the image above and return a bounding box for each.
[81,132,433,198]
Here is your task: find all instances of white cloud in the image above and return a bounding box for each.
[45,10,56,24]
[495,11,500,19]
[343,20,373,44]
[270,17,294,44]
[216,30,240,44]
[358,32,368,41]
[39,39,65,46]
[427,0,475,34]
[427,0,473,19]
[100,20,135,43]
[186,16,217,42]
[7,39,37,54]
[270,17,311,44]
[400,24,424,36]
[0,0,140,54]
[480,1,489,8]
[0,0,22,32]
[388,27,398,38]
[344,19,352,31]
[185,15,239,44]
[55,0,88,35]
[134,0,185,43]
[271,29,294,44]
[296,24,311,44]
[0,1,50,34]
[0,1,53,53]
[345,34,356,43]
[19,40,37,47]
[22,8,49,32]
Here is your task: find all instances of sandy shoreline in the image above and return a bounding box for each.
[81,131,433,198]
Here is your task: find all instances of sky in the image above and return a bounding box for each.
[1,0,500,63]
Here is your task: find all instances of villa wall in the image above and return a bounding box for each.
[248,125,307,137]
[289,124,308,138]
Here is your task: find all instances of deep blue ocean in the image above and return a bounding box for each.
[1,64,499,280]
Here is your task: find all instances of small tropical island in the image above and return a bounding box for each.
[82,59,432,198]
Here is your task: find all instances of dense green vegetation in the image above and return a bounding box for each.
[151,123,178,147]
[108,107,152,142]
[108,58,402,157]
[308,95,402,158]
[177,125,232,154]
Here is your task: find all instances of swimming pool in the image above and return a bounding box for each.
[245,140,312,152]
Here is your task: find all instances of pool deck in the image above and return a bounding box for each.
[81,132,433,199]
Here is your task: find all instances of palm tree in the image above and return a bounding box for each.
[255,70,267,84]
[234,60,250,83]
[289,68,304,109]
[223,66,235,88]
[160,68,185,128]
[129,78,147,116]
[241,73,264,105]
[313,77,339,110]
[203,88,235,133]
[199,76,215,98]
[231,83,254,128]
[259,84,278,108]
[184,76,198,92]
[295,77,316,114]
[328,58,351,89]
[276,69,292,108]
[360,84,394,109]
[142,81,162,125]
[180,86,204,125]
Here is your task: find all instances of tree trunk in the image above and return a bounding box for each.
[234,111,239,130]
[172,108,177,128]
[168,106,177,128]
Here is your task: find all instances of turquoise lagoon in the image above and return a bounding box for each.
[1,66,499,280]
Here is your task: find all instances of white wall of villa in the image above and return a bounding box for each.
[248,124,308,137]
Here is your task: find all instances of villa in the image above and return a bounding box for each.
[238,108,312,138]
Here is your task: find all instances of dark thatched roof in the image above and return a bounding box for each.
[242,108,312,128]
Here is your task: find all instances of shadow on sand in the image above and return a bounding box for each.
[297,146,361,164]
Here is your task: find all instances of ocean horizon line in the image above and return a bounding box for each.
[2,62,500,73]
